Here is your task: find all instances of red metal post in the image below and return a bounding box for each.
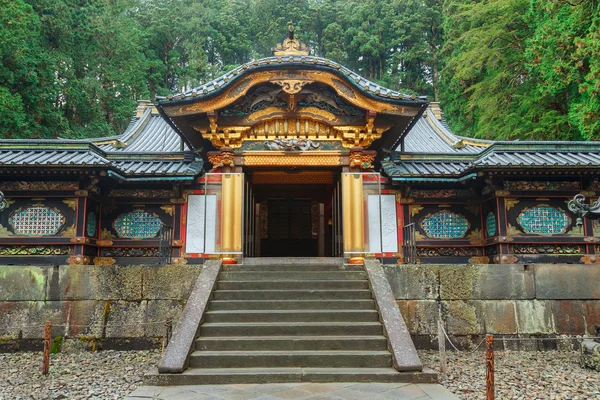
[42,321,52,375]
[486,335,495,400]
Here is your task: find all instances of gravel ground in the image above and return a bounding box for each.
[0,350,160,400]
[419,350,600,400]
[1,349,599,399]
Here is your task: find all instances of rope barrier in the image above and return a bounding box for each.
[1,319,172,332]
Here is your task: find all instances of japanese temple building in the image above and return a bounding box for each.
[2,33,600,268]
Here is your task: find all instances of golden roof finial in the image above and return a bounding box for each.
[273,22,309,56]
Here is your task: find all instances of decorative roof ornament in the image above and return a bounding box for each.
[272,22,310,56]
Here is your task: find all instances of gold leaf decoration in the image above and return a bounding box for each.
[63,198,78,211]
[100,228,115,240]
[410,205,424,217]
[61,224,76,237]
[507,223,521,236]
[505,198,520,211]
[161,205,174,216]
[0,224,14,236]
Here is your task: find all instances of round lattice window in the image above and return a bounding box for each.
[113,210,162,239]
[420,210,469,239]
[517,205,570,235]
[9,205,66,236]
[486,213,497,237]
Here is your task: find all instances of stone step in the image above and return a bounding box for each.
[242,257,344,267]
[145,367,439,385]
[208,299,377,311]
[198,322,384,337]
[195,335,389,351]
[216,279,370,290]
[203,309,380,323]
[188,350,392,369]
[222,264,363,271]
[219,271,367,281]
[212,289,373,300]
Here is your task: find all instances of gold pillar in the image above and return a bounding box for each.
[220,173,243,264]
[342,173,365,264]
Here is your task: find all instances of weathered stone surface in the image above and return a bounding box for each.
[57,265,145,301]
[442,301,483,335]
[515,300,554,334]
[383,265,438,300]
[581,340,600,371]
[583,301,600,335]
[0,266,50,301]
[158,260,222,373]
[482,301,517,334]
[365,260,423,372]
[552,301,585,335]
[397,300,439,335]
[535,264,600,299]
[439,265,480,300]
[142,265,203,300]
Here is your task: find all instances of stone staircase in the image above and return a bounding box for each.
[149,258,435,385]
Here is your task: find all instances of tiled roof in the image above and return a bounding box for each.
[0,140,201,180]
[163,56,425,104]
[85,108,190,153]
[402,109,491,154]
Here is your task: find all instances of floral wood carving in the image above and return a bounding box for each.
[349,147,375,170]
[207,147,235,169]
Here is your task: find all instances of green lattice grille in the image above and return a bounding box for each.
[114,211,162,239]
[9,206,65,236]
[86,212,97,237]
[517,206,570,235]
[486,213,497,237]
[420,211,469,239]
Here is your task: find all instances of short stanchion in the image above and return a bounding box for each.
[162,319,173,353]
[437,320,447,374]
[42,321,52,375]
[486,335,494,400]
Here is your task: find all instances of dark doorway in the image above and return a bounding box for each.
[262,198,316,257]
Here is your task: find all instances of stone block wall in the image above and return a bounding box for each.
[384,264,600,349]
[0,265,203,351]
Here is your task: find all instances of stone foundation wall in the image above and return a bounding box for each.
[384,264,600,350]
[2,263,599,352]
[0,265,203,351]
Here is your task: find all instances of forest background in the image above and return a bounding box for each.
[1,0,599,142]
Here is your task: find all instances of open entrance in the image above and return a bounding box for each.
[247,170,341,258]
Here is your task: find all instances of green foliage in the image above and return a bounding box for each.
[0,0,598,141]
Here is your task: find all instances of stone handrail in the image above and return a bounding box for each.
[157,260,222,373]
[364,259,423,372]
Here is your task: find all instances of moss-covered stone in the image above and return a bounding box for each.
[439,265,480,300]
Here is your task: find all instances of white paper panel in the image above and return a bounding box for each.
[185,195,217,254]
[368,194,398,253]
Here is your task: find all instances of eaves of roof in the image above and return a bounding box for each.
[158,55,428,108]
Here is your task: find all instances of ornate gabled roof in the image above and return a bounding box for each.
[166,55,423,104]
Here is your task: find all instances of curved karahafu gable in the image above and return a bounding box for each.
[157,52,428,154]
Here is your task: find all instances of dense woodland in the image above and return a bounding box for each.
[1,0,599,142]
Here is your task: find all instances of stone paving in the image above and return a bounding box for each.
[127,382,458,400]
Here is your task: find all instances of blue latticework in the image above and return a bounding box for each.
[86,212,97,237]
[420,211,469,239]
[486,213,497,237]
[114,211,162,239]
[9,206,65,236]
[517,205,570,235]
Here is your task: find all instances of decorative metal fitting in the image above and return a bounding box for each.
[568,194,600,226]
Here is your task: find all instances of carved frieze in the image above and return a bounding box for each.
[512,244,581,254]
[409,189,474,199]
[108,189,173,198]
[0,246,71,256]
[504,180,580,191]
[0,181,79,191]
[417,247,479,257]
[207,147,235,169]
[100,247,162,257]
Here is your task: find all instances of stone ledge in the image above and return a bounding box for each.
[364,260,422,372]
[157,260,221,374]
